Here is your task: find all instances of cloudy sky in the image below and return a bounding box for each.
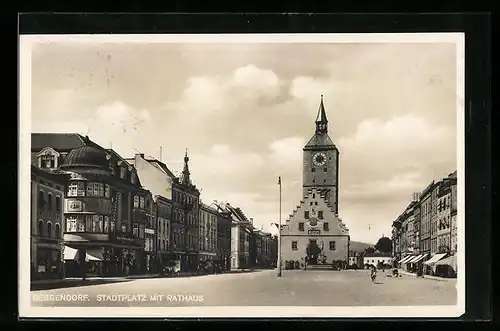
[28,38,459,243]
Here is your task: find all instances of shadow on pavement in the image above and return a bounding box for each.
[31,279,133,291]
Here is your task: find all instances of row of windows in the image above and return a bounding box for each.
[298,222,329,231]
[67,181,111,198]
[39,154,57,169]
[133,195,150,209]
[172,190,198,208]
[66,215,114,233]
[37,220,61,239]
[37,191,62,211]
[291,240,336,251]
[311,168,328,173]
[304,210,324,219]
[157,217,170,236]
[438,196,451,213]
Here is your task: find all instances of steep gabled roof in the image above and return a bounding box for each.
[304,133,336,149]
[31,133,87,152]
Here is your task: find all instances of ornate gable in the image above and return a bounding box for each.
[283,188,348,236]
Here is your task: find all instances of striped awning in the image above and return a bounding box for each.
[398,255,414,263]
[411,254,428,263]
[424,253,448,265]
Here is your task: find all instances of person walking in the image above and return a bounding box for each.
[370,265,377,283]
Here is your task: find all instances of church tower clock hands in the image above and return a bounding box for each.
[302,95,340,215]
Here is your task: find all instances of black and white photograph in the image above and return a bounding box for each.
[19,33,465,318]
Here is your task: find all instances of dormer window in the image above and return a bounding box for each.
[120,166,126,179]
[37,147,60,169]
[131,171,137,184]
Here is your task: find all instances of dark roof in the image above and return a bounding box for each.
[304,133,336,150]
[31,133,86,152]
[60,145,110,170]
[31,165,70,185]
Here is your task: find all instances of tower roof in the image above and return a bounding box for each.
[304,95,336,150]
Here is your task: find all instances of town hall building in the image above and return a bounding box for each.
[281,95,350,265]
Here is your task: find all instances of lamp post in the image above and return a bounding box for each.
[277,176,282,278]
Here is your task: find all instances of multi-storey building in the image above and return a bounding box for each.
[172,150,200,271]
[225,204,252,269]
[419,182,434,257]
[199,203,218,261]
[154,195,172,269]
[215,205,232,270]
[449,171,458,254]
[436,183,452,254]
[31,166,69,280]
[430,181,442,255]
[281,96,350,266]
[32,134,148,277]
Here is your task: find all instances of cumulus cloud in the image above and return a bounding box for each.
[30,42,458,242]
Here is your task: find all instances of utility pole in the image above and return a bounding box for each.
[277,176,282,278]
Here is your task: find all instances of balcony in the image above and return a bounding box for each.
[132,208,148,224]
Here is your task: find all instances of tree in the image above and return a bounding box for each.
[375,237,393,253]
[364,247,376,254]
[306,241,322,264]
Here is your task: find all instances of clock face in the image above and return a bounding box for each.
[313,152,327,166]
[308,217,319,227]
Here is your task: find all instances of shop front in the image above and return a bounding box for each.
[63,232,145,277]
[33,240,64,280]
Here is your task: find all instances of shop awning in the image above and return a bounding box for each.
[412,254,428,263]
[434,255,457,271]
[424,253,448,265]
[63,246,79,260]
[86,248,104,261]
[405,255,420,263]
[399,255,414,263]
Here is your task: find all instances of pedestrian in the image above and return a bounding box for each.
[370,265,377,283]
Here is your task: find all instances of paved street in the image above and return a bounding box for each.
[31,269,456,307]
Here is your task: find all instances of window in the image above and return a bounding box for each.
[98,183,104,197]
[318,211,324,219]
[110,220,116,232]
[87,183,94,196]
[315,202,318,205]
[93,183,101,197]
[76,217,85,232]
[312,179,315,183]
[55,196,61,211]
[133,223,139,237]
[329,241,336,250]
[68,183,78,197]
[139,225,145,239]
[133,196,139,208]
[298,222,304,231]
[47,193,53,210]
[47,222,52,237]
[311,168,315,172]
[140,197,145,209]
[104,184,110,198]
[55,223,61,239]
[292,241,298,250]
[324,168,327,172]
[312,193,316,198]
[121,223,127,233]
[92,215,100,232]
[66,218,76,232]
[76,182,85,196]
[41,154,56,169]
[304,211,310,219]
[120,167,126,179]
[38,220,44,237]
[323,222,329,231]
[38,191,45,206]
[131,172,137,184]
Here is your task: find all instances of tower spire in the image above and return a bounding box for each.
[180,148,191,185]
[315,94,328,134]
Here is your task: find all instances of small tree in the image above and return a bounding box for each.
[364,247,376,254]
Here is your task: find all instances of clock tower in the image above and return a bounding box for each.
[303,95,340,215]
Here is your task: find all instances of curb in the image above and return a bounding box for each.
[399,270,456,282]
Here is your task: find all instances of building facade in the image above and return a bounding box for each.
[363,252,393,267]
[226,204,252,269]
[32,134,148,277]
[154,195,172,269]
[281,96,350,265]
[199,203,218,261]
[436,182,452,254]
[419,182,434,257]
[215,206,232,270]
[31,166,69,280]
[430,182,442,255]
